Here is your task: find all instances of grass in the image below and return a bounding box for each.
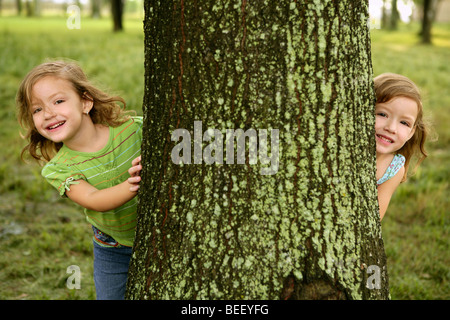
[0,16,448,300]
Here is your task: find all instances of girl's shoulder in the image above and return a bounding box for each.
[114,116,143,136]
[391,154,405,167]
[117,115,143,129]
[133,116,144,128]
[377,154,405,186]
[132,115,143,124]
[129,116,144,135]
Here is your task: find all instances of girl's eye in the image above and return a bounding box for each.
[400,121,410,127]
[376,112,387,117]
[32,107,42,114]
[55,99,64,105]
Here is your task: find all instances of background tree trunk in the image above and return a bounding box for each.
[126,0,389,300]
[111,0,124,32]
[25,0,33,17]
[381,0,399,30]
[16,0,22,16]
[420,0,440,44]
[91,0,101,19]
[389,0,399,30]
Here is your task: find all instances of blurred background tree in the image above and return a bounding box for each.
[381,0,401,30]
[376,0,447,43]
[2,0,445,41]
[111,0,123,31]
[0,0,132,32]
[418,0,442,43]
[91,0,101,18]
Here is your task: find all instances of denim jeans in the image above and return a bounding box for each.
[93,240,132,300]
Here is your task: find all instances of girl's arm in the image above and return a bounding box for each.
[66,179,138,212]
[377,166,404,220]
[66,156,142,212]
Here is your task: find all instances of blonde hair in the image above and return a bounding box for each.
[17,60,133,163]
[374,73,429,182]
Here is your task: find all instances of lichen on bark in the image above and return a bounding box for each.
[126,0,389,300]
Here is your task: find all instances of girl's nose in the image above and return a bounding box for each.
[43,106,56,119]
[384,120,396,134]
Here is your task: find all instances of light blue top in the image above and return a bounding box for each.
[377,154,406,186]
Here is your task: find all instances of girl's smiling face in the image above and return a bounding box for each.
[375,96,418,156]
[30,76,92,146]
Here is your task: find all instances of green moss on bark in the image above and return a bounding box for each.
[126,0,389,300]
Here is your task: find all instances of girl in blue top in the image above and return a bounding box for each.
[373,73,430,220]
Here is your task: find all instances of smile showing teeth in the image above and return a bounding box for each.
[48,121,65,130]
[377,134,393,143]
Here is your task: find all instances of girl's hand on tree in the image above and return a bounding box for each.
[128,155,142,192]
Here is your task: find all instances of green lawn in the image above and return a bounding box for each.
[0,16,448,300]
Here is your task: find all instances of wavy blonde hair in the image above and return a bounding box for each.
[17,60,133,163]
[374,73,430,182]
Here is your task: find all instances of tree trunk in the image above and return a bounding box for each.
[111,0,124,32]
[25,0,33,17]
[389,0,399,30]
[91,0,101,19]
[16,0,22,16]
[381,0,399,30]
[381,0,389,29]
[421,0,439,44]
[126,0,389,300]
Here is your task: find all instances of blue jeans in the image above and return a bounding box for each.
[93,240,132,300]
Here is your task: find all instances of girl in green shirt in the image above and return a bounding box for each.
[17,60,142,299]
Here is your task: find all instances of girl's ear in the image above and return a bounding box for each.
[82,92,94,114]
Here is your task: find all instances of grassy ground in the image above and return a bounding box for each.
[0,16,448,300]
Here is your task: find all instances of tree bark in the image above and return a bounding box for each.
[126,0,389,300]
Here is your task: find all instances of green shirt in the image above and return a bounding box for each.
[42,117,143,247]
